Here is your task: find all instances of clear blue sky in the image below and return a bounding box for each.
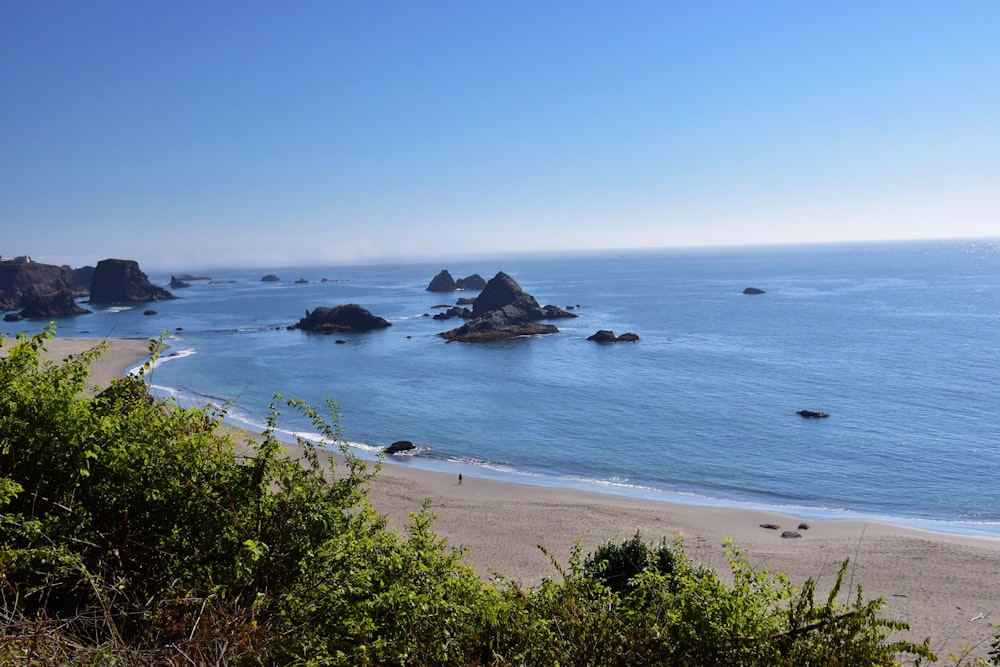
[2,1,998,270]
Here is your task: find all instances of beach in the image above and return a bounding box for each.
[26,336,1000,661]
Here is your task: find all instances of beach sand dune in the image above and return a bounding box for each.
[13,336,999,661]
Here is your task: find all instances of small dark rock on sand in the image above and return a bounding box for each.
[760,523,780,530]
[781,531,802,539]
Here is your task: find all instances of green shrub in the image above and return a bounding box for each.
[0,327,937,665]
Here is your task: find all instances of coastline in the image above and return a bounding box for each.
[35,336,1000,659]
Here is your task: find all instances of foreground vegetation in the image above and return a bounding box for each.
[0,327,993,665]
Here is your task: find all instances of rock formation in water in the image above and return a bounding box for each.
[455,273,487,290]
[170,275,191,289]
[427,270,488,292]
[743,287,766,295]
[439,271,576,342]
[88,259,176,304]
[385,440,416,454]
[261,274,280,282]
[289,304,392,333]
[587,330,640,343]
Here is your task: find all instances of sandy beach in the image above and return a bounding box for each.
[18,336,1000,661]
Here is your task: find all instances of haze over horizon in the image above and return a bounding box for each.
[3,2,998,272]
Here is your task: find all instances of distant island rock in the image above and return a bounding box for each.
[587,330,640,343]
[89,259,176,304]
[439,271,576,342]
[3,288,92,321]
[173,274,211,281]
[426,270,488,292]
[294,278,310,284]
[0,260,90,312]
[289,304,392,333]
[455,273,487,290]
[261,274,281,282]
[743,287,766,295]
[170,276,191,289]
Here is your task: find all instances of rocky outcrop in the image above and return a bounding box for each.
[439,272,572,342]
[743,287,766,295]
[0,261,88,312]
[2,289,92,321]
[261,274,280,282]
[426,270,456,292]
[587,330,640,343]
[174,273,211,281]
[88,259,176,304]
[295,278,310,284]
[432,306,472,321]
[455,273,486,291]
[385,440,416,454]
[289,304,391,333]
[427,270,488,292]
[797,410,829,419]
[170,275,191,288]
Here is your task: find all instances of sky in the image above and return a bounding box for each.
[2,2,998,270]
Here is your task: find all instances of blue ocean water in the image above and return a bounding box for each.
[5,240,1000,535]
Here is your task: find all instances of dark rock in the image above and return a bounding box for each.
[760,523,780,530]
[385,440,416,454]
[261,274,280,282]
[439,272,563,342]
[588,330,619,343]
[426,270,456,292]
[143,309,157,316]
[431,304,452,309]
[797,523,810,530]
[541,304,578,319]
[433,306,472,321]
[743,287,766,295]
[456,297,477,305]
[6,288,91,320]
[2,313,22,321]
[335,339,346,344]
[170,275,191,288]
[73,266,95,291]
[781,531,802,539]
[455,273,487,291]
[295,278,309,284]
[797,410,830,419]
[0,261,88,312]
[89,259,176,304]
[290,304,392,333]
[588,330,640,343]
[174,273,211,281]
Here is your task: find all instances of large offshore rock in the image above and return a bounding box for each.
[88,259,176,304]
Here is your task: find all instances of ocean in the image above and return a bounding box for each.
[4,239,999,536]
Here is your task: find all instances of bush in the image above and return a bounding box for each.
[0,327,936,665]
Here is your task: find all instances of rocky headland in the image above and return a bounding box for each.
[0,260,90,313]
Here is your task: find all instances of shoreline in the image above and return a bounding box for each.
[25,336,1000,659]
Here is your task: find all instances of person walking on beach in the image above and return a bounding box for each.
[458,473,462,485]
